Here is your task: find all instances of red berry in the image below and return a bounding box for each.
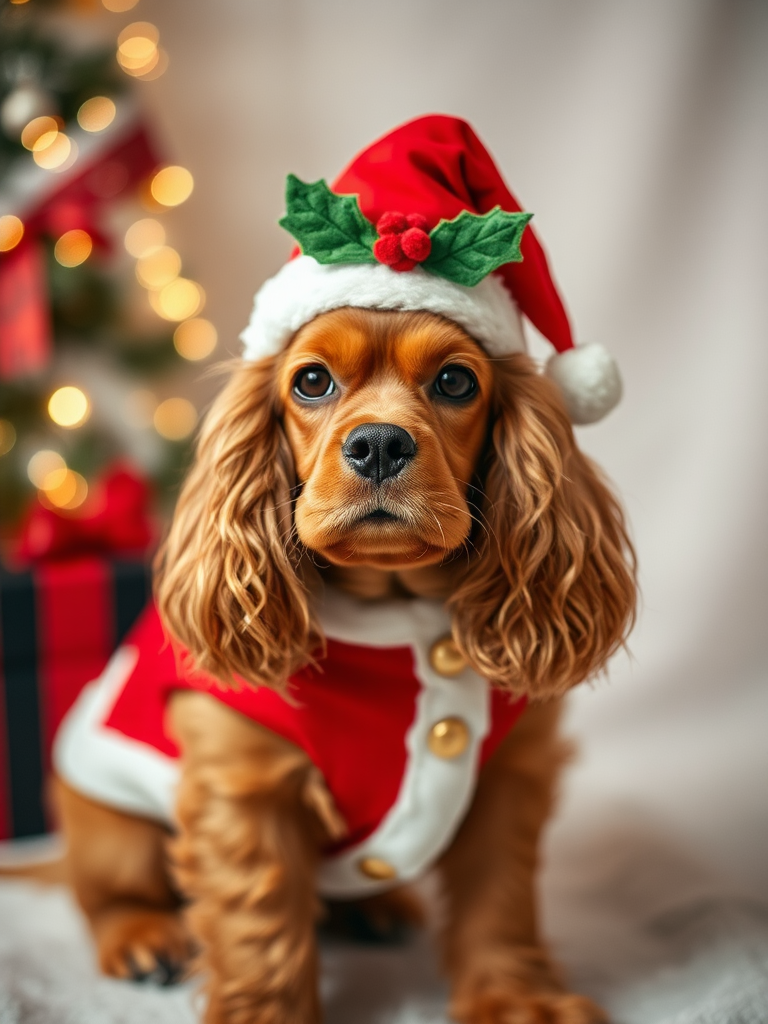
[376,211,408,235]
[373,234,404,265]
[405,213,429,232]
[389,256,417,272]
[400,227,431,262]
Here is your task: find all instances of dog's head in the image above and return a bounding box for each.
[281,308,492,569]
[157,307,635,700]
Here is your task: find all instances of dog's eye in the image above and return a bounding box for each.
[293,366,335,400]
[434,365,477,401]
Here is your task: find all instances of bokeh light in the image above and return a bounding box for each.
[21,116,59,150]
[153,397,197,440]
[0,420,17,456]
[40,469,88,510]
[77,96,117,133]
[117,21,159,50]
[150,166,194,207]
[119,49,160,78]
[102,0,139,11]
[48,386,90,428]
[0,215,24,252]
[54,229,93,268]
[135,245,181,289]
[27,450,66,488]
[33,132,76,172]
[173,318,218,361]
[149,278,205,321]
[134,48,169,81]
[117,23,159,76]
[124,218,165,258]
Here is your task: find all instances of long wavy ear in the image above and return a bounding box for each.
[450,354,637,700]
[155,358,316,690]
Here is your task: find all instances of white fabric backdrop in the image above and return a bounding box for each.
[135,0,768,895]
[6,3,762,1021]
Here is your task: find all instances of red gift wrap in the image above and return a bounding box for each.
[0,557,150,839]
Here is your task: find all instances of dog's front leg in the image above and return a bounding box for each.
[170,691,324,1024]
[437,698,606,1024]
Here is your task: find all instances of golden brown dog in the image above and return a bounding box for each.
[54,306,636,1024]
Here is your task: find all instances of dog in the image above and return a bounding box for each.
[51,303,636,1024]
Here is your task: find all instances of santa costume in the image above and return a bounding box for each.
[55,114,622,898]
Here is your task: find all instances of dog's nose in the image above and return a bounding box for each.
[342,423,416,484]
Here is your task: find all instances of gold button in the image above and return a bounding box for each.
[429,635,467,677]
[358,857,397,881]
[428,717,470,759]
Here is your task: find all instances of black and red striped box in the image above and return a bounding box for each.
[0,558,150,840]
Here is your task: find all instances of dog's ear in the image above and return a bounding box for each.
[156,358,316,689]
[450,354,636,700]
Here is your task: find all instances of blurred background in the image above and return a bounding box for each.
[0,0,767,1018]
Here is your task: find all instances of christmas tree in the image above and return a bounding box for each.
[0,0,215,557]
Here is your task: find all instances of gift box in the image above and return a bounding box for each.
[0,557,151,839]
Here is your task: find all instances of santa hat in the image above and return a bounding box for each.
[240,115,621,425]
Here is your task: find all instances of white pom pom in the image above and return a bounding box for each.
[545,343,623,425]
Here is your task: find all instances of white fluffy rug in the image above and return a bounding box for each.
[2,804,768,1024]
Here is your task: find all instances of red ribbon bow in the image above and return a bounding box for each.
[15,466,155,564]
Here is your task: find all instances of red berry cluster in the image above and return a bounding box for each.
[373,211,432,272]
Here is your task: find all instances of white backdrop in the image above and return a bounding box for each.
[2,3,768,1022]
[133,0,768,895]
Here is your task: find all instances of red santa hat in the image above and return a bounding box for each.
[240,115,622,424]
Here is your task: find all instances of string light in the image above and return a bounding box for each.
[173,318,218,361]
[135,245,181,289]
[117,22,159,54]
[40,469,88,510]
[33,132,77,172]
[117,23,160,77]
[54,230,93,268]
[21,116,59,150]
[3,1,198,528]
[134,48,169,82]
[77,97,117,133]
[150,166,194,207]
[0,420,16,456]
[0,215,24,252]
[28,450,66,488]
[153,398,197,440]
[149,278,205,321]
[8,15,199,513]
[102,0,139,11]
[124,218,165,258]
[48,386,90,428]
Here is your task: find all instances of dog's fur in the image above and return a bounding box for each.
[54,308,636,1024]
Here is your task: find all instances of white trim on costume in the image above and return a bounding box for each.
[315,589,489,897]
[53,646,178,824]
[239,256,527,361]
[54,588,492,899]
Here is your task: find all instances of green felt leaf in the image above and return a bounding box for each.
[278,175,378,265]
[424,207,533,287]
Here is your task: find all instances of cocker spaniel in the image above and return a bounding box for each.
[52,115,636,1024]
[54,304,635,1024]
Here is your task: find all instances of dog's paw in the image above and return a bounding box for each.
[93,907,195,985]
[454,989,608,1024]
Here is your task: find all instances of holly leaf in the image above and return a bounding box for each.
[279,175,378,265]
[424,207,533,287]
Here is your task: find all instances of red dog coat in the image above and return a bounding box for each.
[55,587,526,897]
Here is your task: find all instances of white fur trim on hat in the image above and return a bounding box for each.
[240,255,526,361]
[545,343,623,425]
